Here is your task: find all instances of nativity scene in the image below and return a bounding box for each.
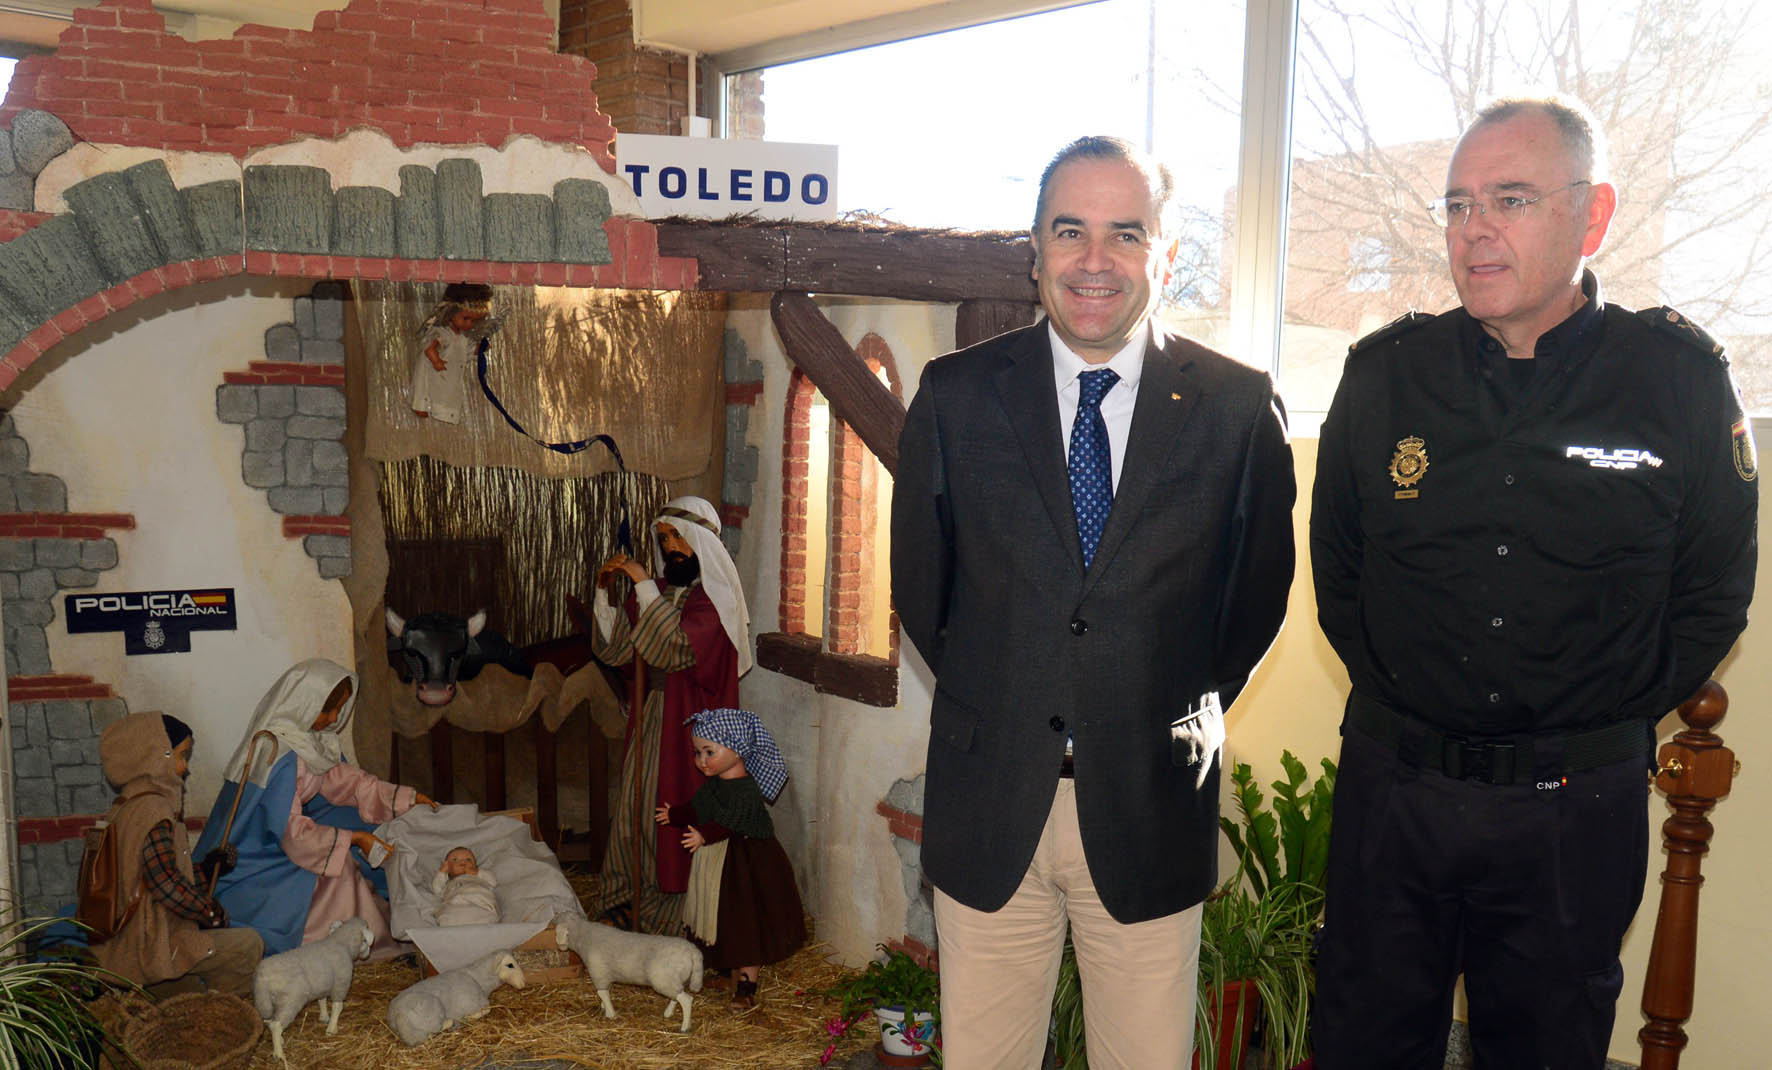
[0,0,1748,1067]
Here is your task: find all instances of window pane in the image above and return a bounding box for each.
[1279,0,1772,412]
[731,0,1247,336]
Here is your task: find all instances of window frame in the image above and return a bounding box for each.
[760,336,904,706]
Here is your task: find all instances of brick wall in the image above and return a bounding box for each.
[726,70,765,140]
[828,415,866,653]
[826,335,899,657]
[778,369,815,634]
[0,0,617,167]
[559,0,696,136]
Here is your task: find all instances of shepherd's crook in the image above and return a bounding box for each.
[206,730,278,895]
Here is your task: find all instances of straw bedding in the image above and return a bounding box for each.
[108,867,883,1070]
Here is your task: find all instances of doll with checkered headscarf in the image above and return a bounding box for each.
[653,708,805,1007]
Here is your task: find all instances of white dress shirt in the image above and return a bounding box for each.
[1049,321,1149,491]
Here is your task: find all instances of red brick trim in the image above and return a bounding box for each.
[1,0,618,166]
[222,362,346,387]
[0,210,52,242]
[885,935,939,973]
[0,233,693,391]
[18,813,205,844]
[7,674,116,700]
[779,369,817,634]
[726,382,764,406]
[282,515,352,538]
[875,799,924,844]
[828,336,899,657]
[0,512,135,539]
[718,503,749,530]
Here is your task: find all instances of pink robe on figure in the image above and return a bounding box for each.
[285,758,417,953]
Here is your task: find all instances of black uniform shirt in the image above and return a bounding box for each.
[1312,272,1758,736]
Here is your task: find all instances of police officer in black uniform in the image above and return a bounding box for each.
[1310,94,1757,1068]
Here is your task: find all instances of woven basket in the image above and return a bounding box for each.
[119,991,262,1070]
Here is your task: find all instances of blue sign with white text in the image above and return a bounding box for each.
[65,589,238,655]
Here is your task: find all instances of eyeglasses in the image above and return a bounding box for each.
[1427,181,1591,228]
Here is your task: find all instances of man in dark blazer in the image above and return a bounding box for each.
[891,136,1295,1069]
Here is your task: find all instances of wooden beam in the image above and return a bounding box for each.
[534,716,558,852]
[484,729,506,810]
[657,223,1038,303]
[430,721,453,803]
[770,291,905,476]
[957,299,1040,349]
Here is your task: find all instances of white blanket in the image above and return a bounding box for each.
[377,804,585,973]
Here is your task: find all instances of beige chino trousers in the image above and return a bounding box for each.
[932,778,1202,1069]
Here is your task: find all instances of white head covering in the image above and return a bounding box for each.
[223,658,361,787]
[653,495,752,677]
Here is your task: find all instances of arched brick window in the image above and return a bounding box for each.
[829,334,902,658]
[762,334,902,705]
[778,368,825,636]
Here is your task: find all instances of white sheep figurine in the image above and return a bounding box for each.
[385,949,527,1047]
[554,915,704,1033]
[252,917,374,1064]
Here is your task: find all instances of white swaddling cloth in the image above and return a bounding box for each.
[431,869,501,926]
[378,804,584,973]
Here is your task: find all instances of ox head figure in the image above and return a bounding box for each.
[386,607,487,707]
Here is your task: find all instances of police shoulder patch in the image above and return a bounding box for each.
[1348,310,1433,356]
[1733,418,1757,482]
[1637,306,1727,362]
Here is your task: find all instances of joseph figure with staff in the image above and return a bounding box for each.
[590,495,750,935]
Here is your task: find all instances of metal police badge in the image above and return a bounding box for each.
[1389,436,1429,500]
[1732,419,1757,482]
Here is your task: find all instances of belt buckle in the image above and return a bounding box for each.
[1441,737,1515,784]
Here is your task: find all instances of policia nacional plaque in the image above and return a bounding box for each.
[64,589,238,655]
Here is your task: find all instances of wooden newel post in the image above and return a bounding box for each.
[1639,680,1737,1069]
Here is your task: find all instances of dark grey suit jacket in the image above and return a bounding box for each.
[890,322,1295,922]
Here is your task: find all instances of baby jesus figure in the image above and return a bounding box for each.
[430,846,500,927]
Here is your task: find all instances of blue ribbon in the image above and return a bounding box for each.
[475,336,633,552]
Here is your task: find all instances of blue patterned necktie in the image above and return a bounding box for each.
[1069,368,1120,568]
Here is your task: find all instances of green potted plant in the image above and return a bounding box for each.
[1194,878,1320,1069]
[1195,751,1335,1070]
[823,943,941,1066]
[1047,751,1334,1070]
[0,912,120,1069]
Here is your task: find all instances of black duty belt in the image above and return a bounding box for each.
[1346,692,1651,785]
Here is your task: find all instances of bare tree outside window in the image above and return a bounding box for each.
[1277,0,1772,410]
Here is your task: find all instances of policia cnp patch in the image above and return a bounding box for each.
[1733,419,1757,482]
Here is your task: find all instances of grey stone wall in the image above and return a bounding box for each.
[0,413,129,918]
[214,281,351,578]
[0,109,73,213]
[246,161,613,264]
[0,414,123,674]
[17,839,87,921]
[721,328,764,560]
[10,696,127,820]
[882,774,934,952]
[11,695,129,919]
